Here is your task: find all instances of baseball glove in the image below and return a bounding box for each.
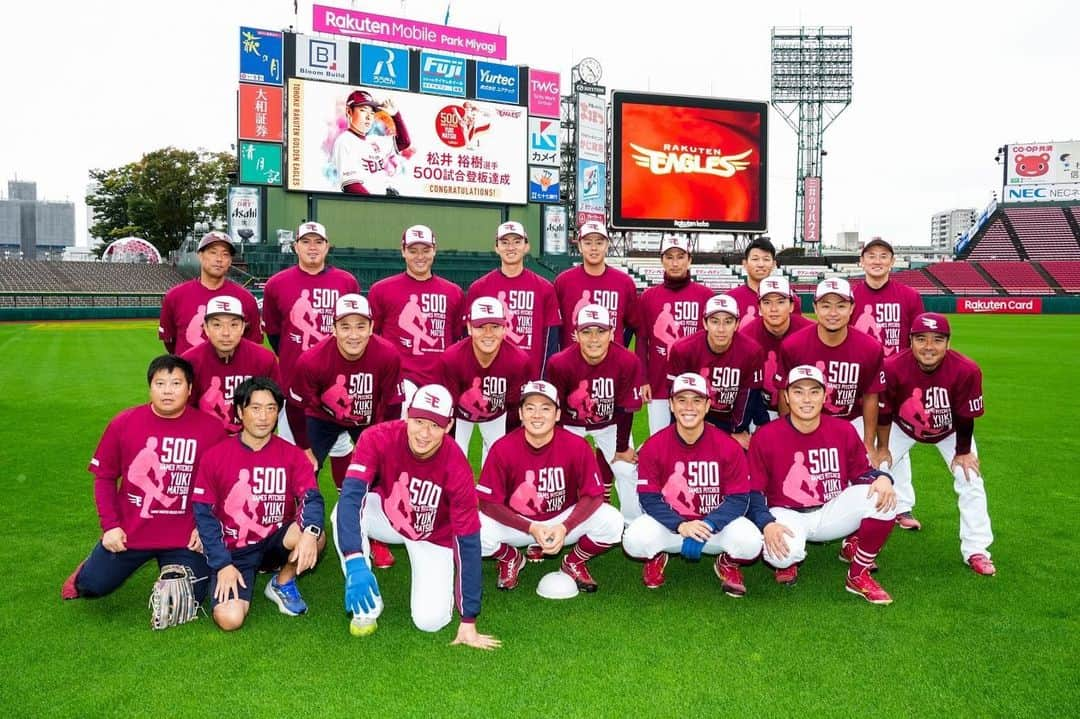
[148,564,201,630]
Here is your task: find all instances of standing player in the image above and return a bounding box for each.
[545,304,644,520]
[261,221,360,446]
[193,377,326,630]
[182,296,281,433]
[778,278,885,461]
[553,221,639,349]
[440,298,530,464]
[291,294,403,490]
[159,231,262,355]
[332,90,412,196]
[727,237,803,327]
[636,235,715,434]
[850,237,925,529]
[667,294,765,448]
[368,225,466,411]
[876,313,996,575]
[465,221,561,379]
[746,365,898,603]
[333,385,501,650]
[62,356,226,606]
[739,276,815,421]
[622,373,764,595]
[477,381,623,592]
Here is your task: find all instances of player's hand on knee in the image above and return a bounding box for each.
[763,522,794,559]
[102,527,128,553]
[344,556,381,613]
[869,477,897,512]
[542,524,567,554]
[680,536,705,561]
[951,453,979,482]
[640,384,652,403]
[872,447,893,470]
[614,448,637,465]
[677,520,713,542]
[215,565,246,604]
[451,621,502,651]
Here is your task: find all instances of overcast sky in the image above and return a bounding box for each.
[1,0,1076,248]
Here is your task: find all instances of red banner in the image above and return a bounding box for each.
[238,84,283,142]
[803,176,821,243]
[956,297,1042,314]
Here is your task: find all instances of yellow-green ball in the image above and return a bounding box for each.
[350,620,377,637]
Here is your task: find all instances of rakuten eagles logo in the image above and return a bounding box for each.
[630,143,753,178]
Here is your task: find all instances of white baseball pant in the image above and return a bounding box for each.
[399,379,419,420]
[479,502,623,555]
[883,425,993,560]
[331,494,456,633]
[647,399,672,435]
[622,515,762,561]
[563,424,641,522]
[454,416,505,466]
[763,485,896,568]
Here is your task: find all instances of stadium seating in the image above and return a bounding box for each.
[926,262,995,294]
[891,269,944,295]
[1005,207,1080,261]
[1039,260,1080,292]
[977,261,1053,295]
[965,221,1021,261]
[0,260,184,293]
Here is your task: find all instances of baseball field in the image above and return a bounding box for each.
[1,315,1075,717]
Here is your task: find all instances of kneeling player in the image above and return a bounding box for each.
[747,365,897,604]
[477,381,623,593]
[193,378,326,630]
[876,313,995,575]
[333,385,501,650]
[62,355,226,612]
[622,373,764,596]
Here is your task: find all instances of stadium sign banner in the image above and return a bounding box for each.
[286,78,526,204]
[543,204,568,255]
[240,27,283,85]
[475,61,520,104]
[578,94,607,163]
[956,297,1042,314]
[1006,141,1080,186]
[294,33,350,83]
[802,176,821,243]
[238,84,284,142]
[577,158,606,220]
[359,43,410,90]
[528,166,560,203]
[610,91,768,232]
[528,69,561,118]
[528,117,560,167]
[1002,183,1080,203]
[228,187,261,245]
[419,51,467,97]
[239,141,283,186]
[312,5,507,60]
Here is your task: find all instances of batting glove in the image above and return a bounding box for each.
[681,537,706,562]
[344,556,381,614]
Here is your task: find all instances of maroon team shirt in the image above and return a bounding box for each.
[368,272,465,386]
[637,425,753,521]
[344,421,480,548]
[636,281,715,399]
[777,326,886,421]
[850,279,925,357]
[182,338,281,432]
[748,415,873,509]
[439,337,530,423]
[159,279,263,355]
[464,269,560,379]
[740,314,815,410]
[553,265,639,348]
[545,343,644,428]
[192,435,317,551]
[477,427,603,521]
[667,332,764,425]
[882,349,984,443]
[89,404,226,549]
[261,265,360,387]
[729,283,803,329]
[291,335,403,430]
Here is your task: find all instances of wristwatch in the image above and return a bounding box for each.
[303,525,323,537]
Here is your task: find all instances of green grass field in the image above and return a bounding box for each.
[1,316,1077,718]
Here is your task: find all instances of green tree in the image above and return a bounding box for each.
[87,147,236,257]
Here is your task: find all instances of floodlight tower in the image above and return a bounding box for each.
[770,27,852,255]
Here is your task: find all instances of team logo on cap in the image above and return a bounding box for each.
[920,317,938,330]
[212,299,231,311]
[419,391,442,409]
[341,299,359,310]
[476,302,496,315]
[583,309,602,322]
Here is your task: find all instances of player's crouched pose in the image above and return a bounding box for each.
[193,377,326,630]
[333,384,501,650]
[477,381,623,593]
[748,366,898,604]
[63,355,226,611]
[623,373,764,596]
